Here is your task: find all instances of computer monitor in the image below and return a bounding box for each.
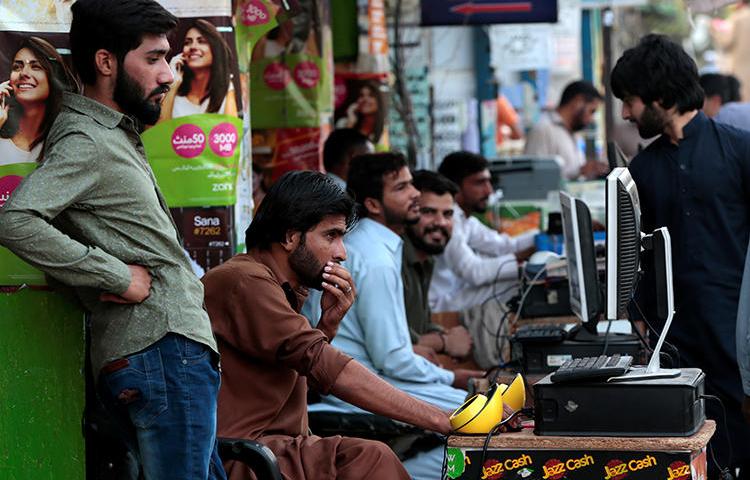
[605,167,641,322]
[560,191,603,333]
[604,167,680,381]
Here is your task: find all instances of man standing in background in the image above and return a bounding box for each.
[524,80,607,180]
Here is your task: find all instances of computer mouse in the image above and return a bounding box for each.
[527,250,561,265]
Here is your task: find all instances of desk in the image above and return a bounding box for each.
[444,420,715,480]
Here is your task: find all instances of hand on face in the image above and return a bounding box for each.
[317,262,356,340]
[169,53,184,87]
[0,81,11,129]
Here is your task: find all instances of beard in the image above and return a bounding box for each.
[114,66,168,125]
[383,201,419,226]
[472,199,489,214]
[406,224,450,255]
[570,113,587,132]
[635,104,667,138]
[289,235,325,290]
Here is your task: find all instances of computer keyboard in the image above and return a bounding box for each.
[550,354,633,383]
[512,325,567,343]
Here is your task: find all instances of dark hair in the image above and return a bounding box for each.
[0,37,79,160]
[438,151,489,186]
[611,34,704,113]
[336,80,386,143]
[559,80,602,107]
[70,0,177,85]
[700,73,732,103]
[412,170,458,196]
[245,170,357,250]
[176,19,232,114]
[347,152,408,217]
[323,128,370,172]
[726,75,742,103]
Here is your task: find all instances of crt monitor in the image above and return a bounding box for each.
[560,191,602,333]
[605,167,680,380]
[605,167,641,322]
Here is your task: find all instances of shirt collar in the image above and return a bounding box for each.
[249,249,309,312]
[62,92,140,132]
[360,218,402,254]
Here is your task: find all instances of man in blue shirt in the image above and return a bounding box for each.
[612,34,750,476]
[305,153,482,480]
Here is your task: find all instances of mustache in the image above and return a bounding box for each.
[424,225,450,237]
[148,85,170,98]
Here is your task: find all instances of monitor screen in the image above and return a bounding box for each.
[560,192,602,330]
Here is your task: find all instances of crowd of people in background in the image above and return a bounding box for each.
[3,0,750,479]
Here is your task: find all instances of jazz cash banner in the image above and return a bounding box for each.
[443,448,707,480]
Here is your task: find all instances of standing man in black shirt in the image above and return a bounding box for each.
[612,34,750,477]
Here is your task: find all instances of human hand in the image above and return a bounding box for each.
[318,262,356,340]
[443,326,472,358]
[414,344,441,366]
[169,53,185,86]
[100,265,152,304]
[451,368,485,389]
[345,101,359,126]
[499,402,522,431]
[580,160,610,180]
[433,411,452,435]
[0,81,12,130]
[743,395,750,425]
[515,245,536,263]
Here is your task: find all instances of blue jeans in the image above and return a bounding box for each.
[98,333,227,480]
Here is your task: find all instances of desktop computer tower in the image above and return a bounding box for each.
[519,336,642,374]
[534,368,705,437]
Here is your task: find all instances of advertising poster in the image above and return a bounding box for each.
[444,447,705,480]
[246,0,333,129]
[251,126,327,182]
[334,73,389,149]
[0,163,45,285]
[0,7,75,286]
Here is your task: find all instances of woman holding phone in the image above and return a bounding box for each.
[0,36,77,165]
[160,19,238,121]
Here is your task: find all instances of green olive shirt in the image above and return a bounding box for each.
[0,92,217,374]
[401,235,443,344]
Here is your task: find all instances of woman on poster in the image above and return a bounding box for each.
[160,19,238,120]
[336,80,385,144]
[0,36,77,165]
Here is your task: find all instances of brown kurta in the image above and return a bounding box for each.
[202,251,409,480]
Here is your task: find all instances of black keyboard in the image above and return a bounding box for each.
[512,325,567,343]
[550,354,633,383]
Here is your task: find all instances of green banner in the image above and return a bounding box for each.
[0,288,85,479]
[0,163,46,286]
[142,114,242,207]
[250,53,331,128]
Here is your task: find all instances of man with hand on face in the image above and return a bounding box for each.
[524,80,608,180]
[403,170,472,364]
[612,34,750,478]
[305,153,482,480]
[203,171,451,480]
[0,1,225,478]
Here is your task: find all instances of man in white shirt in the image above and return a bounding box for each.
[431,152,538,368]
[431,151,536,314]
[524,80,606,180]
